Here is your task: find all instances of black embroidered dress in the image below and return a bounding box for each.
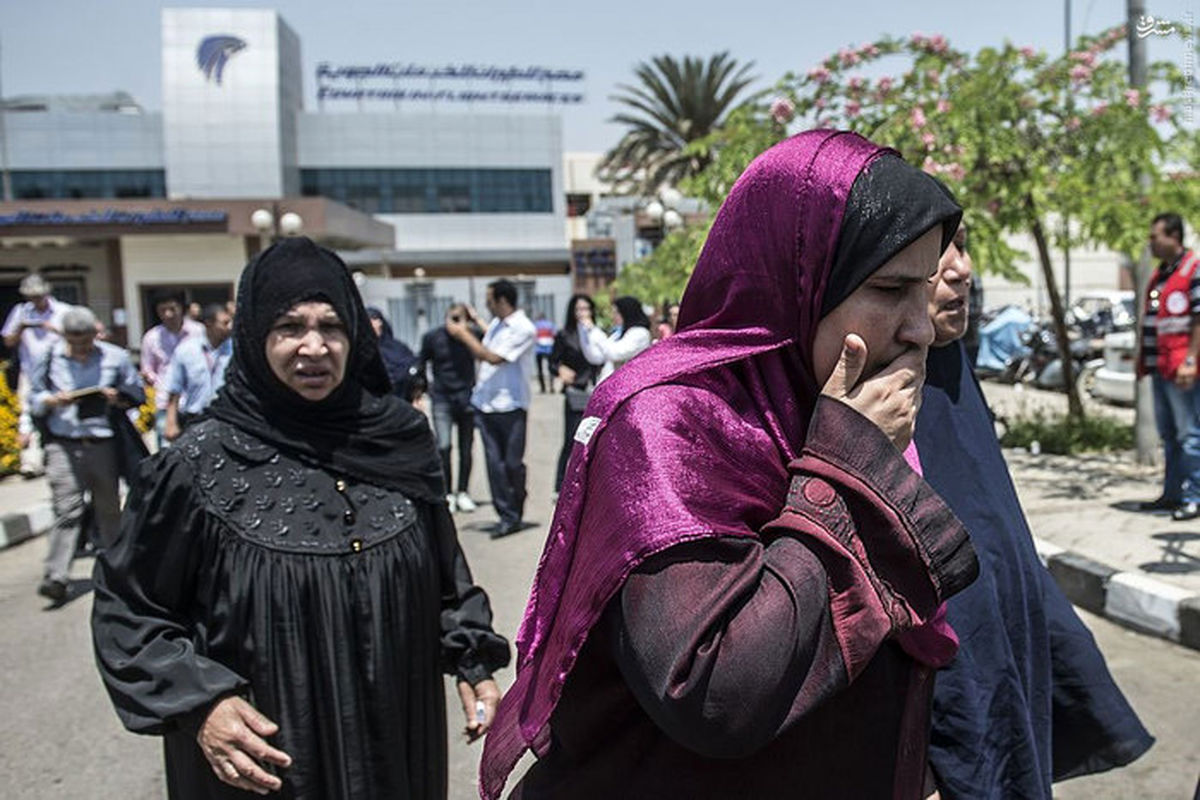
[92,418,509,799]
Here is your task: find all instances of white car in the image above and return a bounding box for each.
[1089,330,1136,405]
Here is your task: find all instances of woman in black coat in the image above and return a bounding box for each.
[93,237,510,799]
[549,293,601,495]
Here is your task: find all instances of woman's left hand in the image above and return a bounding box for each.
[456,678,501,742]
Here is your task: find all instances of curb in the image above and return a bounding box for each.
[0,503,53,550]
[1034,537,1200,651]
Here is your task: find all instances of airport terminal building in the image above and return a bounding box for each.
[0,7,571,347]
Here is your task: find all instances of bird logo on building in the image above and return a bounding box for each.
[196,35,247,85]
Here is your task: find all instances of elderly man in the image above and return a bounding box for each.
[164,303,233,440]
[916,223,1152,799]
[30,306,144,604]
[2,274,68,476]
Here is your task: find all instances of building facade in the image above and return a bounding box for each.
[0,7,571,353]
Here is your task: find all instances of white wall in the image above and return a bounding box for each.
[163,9,299,198]
[979,230,1127,314]
[120,234,246,339]
[299,112,565,251]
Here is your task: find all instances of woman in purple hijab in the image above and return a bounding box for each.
[481,130,978,799]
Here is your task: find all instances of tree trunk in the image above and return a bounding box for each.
[1026,195,1086,419]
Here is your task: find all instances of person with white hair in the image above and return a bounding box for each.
[29,305,143,605]
[1,274,68,476]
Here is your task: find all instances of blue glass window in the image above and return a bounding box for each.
[11,170,166,199]
[300,168,552,214]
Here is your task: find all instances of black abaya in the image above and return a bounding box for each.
[93,420,509,799]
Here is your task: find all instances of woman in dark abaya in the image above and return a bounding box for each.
[92,237,510,799]
[366,305,422,402]
[917,223,1153,799]
[480,131,979,799]
[548,293,600,495]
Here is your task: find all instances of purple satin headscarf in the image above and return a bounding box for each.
[481,130,943,799]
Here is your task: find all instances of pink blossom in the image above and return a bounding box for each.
[1069,51,1097,67]
[815,97,828,110]
[1019,46,1036,58]
[945,163,966,181]
[838,47,861,67]
[770,97,795,124]
[928,34,949,53]
[816,117,835,129]
[1091,102,1109,116]
[1069,65,1092,83]
[845,100,862,118]
[1066,116,1082,131]
[1124,88,1141,107]
[922,156,938,174]
[860,43,881,58]
[922,132,937,150]
[936,99,952,113]
[911,106,927,128]
[926,69,941,85]
[987,198,1002,216]
[807,66,832,84]
[911,32,927,46]
[1152,104,1171,123]
[848,76,866,92]
[877,77,895,93]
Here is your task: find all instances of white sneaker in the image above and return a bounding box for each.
[446,494,458,513]
[455,492,477,512]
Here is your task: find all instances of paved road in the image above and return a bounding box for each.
[1,390,1195,798]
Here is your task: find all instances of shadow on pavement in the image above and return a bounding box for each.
[1140,532,1200,575]
[41,577,95,611]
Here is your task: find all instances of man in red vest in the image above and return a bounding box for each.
[1137,212,1200,519]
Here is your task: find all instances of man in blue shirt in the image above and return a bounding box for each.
[29,306,144,604]
[164,303,233,441]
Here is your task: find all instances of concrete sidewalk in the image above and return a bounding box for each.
[2,385,1199,650]
[980,382,1200,649]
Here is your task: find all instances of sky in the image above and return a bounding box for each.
[0,0,1195,152]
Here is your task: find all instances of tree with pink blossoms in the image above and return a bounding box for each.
[613,26,1197,417]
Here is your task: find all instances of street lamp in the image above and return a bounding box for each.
[640,187,686,247]
[251,205,304,247]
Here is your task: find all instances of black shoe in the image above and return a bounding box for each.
[489,521,523,540]
[1172,502,1200,521]
[1138,496,1180,512]
[37,578,67,604]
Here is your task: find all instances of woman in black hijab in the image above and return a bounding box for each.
[366,305,422,402]
[93,237,510,799]
[549,293,601,494]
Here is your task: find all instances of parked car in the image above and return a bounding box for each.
[1087,330,1136,405]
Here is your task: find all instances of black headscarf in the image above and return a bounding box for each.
[823,154,962,316]
[366,306,419,400]
[208,237,444,501]
[612,296,651,339]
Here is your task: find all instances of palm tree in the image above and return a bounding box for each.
[599,52,756,194]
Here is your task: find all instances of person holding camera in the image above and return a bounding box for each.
[2,274,68,477]
[418,303,484,513]
[446,280,536,539]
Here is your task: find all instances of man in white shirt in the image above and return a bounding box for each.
[448,279,536,538]
[1,274,68,476]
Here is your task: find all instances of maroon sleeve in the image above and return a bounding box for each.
[609,396,977,759]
